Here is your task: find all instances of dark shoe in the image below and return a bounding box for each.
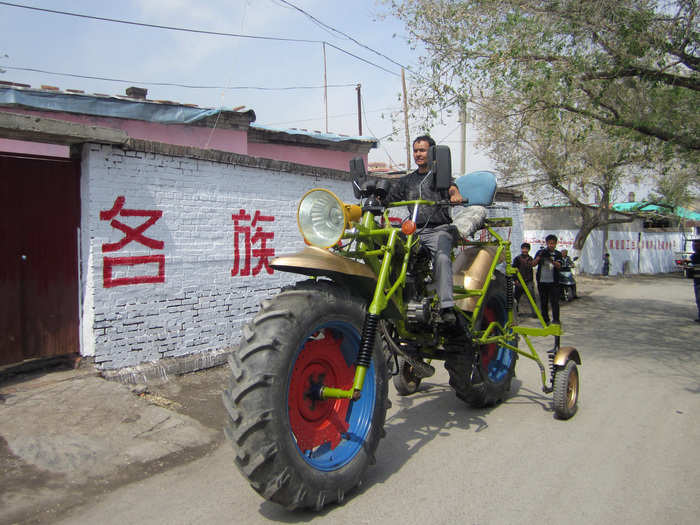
[440,308,457,325]
[694,318,700,323]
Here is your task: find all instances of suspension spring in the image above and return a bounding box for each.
[548,350,556,386]
[505,275,514,311]
[356,313,379,367]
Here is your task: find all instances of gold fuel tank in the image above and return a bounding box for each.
[452,246,498,312]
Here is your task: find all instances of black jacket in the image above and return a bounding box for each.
[512,254,534,283]
[385,169,456,227]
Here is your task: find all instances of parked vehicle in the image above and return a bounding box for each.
[675,237,696,277]
[222,146,582,510]
[560,257,578,302]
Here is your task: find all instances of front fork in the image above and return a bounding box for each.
[320,313,378,401]
[321,226,404,401]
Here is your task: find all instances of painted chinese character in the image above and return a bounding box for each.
[232,209,275,277]
[100,196,164,252]
[100,196,165,287]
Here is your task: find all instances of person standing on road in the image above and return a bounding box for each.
[513,242,537,317]
[532,234,563,325]
[385,134,464,325]
[691,239,700,323]
[602,253,610,276]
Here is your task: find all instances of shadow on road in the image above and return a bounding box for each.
[561,293,699,394]
[257,380,502,521]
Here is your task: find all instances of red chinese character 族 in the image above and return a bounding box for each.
[232,209,275,277]
[100,196,165,287]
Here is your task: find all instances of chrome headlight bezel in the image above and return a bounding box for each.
[297,189,347,248]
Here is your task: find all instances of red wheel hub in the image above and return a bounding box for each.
[288,329,354,452]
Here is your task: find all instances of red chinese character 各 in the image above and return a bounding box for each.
[100,196,165,288]
[231,209,275,277]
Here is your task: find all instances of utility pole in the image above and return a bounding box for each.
[356,84,362,136]
[459,101,467,174]
[401,69,410,173]
[323,43,328,133]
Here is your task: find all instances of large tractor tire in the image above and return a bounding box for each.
[222,280,388,511]
[446,273,518,408]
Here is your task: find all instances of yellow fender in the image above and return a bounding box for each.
[554,346,581,367]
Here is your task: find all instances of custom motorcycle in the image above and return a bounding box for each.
[222,146,581,510]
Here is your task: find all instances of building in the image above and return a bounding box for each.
[0,82,377,374]
[523,205,698,275]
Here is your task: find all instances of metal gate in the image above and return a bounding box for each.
[0,153,80,366]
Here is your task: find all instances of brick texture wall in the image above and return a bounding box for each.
[80,143,356,369]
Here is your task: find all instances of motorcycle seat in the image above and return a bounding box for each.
[454,171,497,207]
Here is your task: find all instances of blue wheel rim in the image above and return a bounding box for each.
[487,345,515,383]
[287,320,376,472]
[483,301,516,384]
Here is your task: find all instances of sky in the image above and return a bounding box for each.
[0,0,495,174]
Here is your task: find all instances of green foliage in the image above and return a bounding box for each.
[391,0,699,151]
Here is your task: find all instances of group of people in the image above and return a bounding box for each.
[511,237,576,324]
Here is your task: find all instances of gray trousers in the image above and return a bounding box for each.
[419,225,457,309]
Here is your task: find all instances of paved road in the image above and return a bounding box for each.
[55,275,700,525]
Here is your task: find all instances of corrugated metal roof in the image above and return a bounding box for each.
[0,82,378,146]
[250,123,377,145]
[0,83,253,124]
[612,202,700,221]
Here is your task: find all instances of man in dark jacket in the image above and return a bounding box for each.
[532,234,563,325]
[385,135,463,324]
[513,242,536,317]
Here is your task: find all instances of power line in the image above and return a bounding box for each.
[1,66,357,91]
[276,0,412,74]
[0,1,400,77]
[361,92,399,167]
[0,1,317,43]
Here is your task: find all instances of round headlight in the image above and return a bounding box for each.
[297,189,346,248]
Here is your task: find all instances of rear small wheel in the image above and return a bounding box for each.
[553,359,579,419]
[392,356,422,395]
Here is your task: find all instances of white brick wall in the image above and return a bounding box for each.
[80,144,356,369]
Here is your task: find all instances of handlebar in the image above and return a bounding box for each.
[387,198,466,208]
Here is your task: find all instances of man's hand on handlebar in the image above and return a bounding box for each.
[448,185,463,204]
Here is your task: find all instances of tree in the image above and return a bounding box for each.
[474,91,657,249]
[391,0,699,152]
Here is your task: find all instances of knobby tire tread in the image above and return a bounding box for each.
[222,279,388,510]
[445,273,518,408]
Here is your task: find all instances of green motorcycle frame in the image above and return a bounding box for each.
[222,148,581,511]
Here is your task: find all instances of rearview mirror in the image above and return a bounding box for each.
[350,157,367,199]
[430,145,452,190]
